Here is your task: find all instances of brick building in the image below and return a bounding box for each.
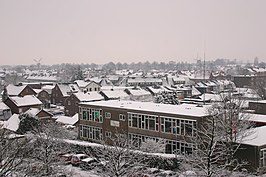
[78,100,210,154]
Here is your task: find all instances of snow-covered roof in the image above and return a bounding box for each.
[74,92,104,102]
[88,77,102,84]
[25,108,41,117]
[199,93,222,102]
[101,86,133,91]
[9,95,42,107]
[252,68,266,73]
[33,89,42,94]
[147,86,168,94]
[42,85,55,90]
[245,113,266,124]
[26,75,58,82]
[249,100,266,104]
[127,88,151,96]
[74,80,90,88]
[172,76,186,82]
[0,102,10,110]
[57,84,78,97]
[3,114,20,132]
[128,78,162,84]
[80,100,211,117]
[6,84,26,96]
[234,88,261,99]
[241,126,266,146]
[42,85,54,94]
[192,86,201,96]
[101,90,129,99]
[55,113,78,125]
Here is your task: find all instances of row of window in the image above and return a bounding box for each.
[79,108,197,137]
[161,117,197,137]
[79,124,103,141]
[128,113,159,131]
[128,133,194,154]
[80,107,103,123]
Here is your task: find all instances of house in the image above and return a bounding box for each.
[74,80,101,92]
[25,108,53,121]
[236,126,266,173]
[78,100,210,154]
[124,87,153,102]
[4,95,43,114]
[146,86,172,96]
[0,102,12,121]
[55,113,79,128]
[6,84,36,97]
[51,83,78,106]
[36,89,51,108]
[99,90,130,101]
[64,92,104,116]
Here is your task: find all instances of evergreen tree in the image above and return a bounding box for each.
[17,113,40,134]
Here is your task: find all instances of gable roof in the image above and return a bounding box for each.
[57,84,79,97]
[100,90,130,100]
[74,80,90,88]
[55,114,78,125]
[241,126,266,146]
[9,95,42,107]
[0,102,10,110]
[3,114,20,132]
[25,108,53,117]
[6,84,27,96]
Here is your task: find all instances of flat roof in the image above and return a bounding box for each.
[80,100,210,117]
[241,126,266,146]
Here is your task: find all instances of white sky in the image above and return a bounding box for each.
[0,0,266,65]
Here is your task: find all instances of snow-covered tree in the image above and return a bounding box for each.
[0,126,31,176]
[92,133,147,177]
[154,91,180,105]
[25,122,72,176]
[16,113,40,134]
[139,138,165,153]
[182,94,253,177]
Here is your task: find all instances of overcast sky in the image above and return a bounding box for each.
[0,0,266,65]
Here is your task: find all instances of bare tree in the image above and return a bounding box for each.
[91,133,148,177]
[25,122,72,176]
[0,126,31,177]
[182,94,253,177]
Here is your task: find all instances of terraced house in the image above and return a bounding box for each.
[78,100,210,154]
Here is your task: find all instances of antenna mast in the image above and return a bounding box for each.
[203,42,206,105]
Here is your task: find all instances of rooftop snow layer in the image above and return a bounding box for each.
[10,95,42,107]
[80,100,210,117]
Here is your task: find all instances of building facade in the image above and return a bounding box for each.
[78,100,209,154]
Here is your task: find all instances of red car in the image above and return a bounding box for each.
[60,153,74,165]
[70,154,89,166]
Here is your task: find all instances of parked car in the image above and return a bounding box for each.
[70,154,89,166]
[60,153,74,165]
[80,157,98,170]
